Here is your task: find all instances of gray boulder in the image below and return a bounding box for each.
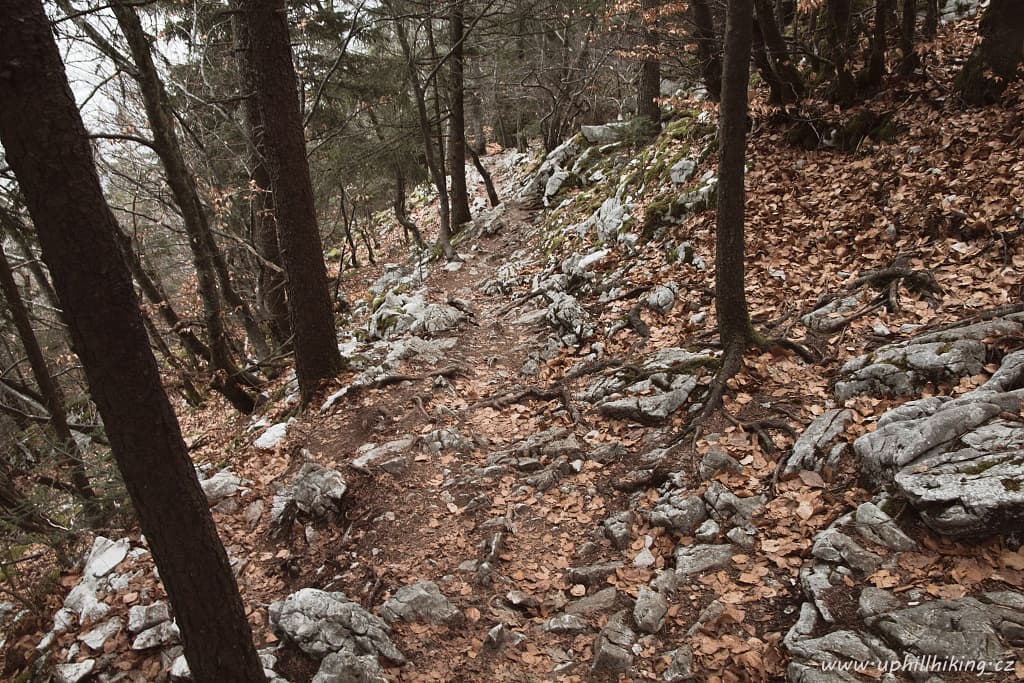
[269,588,405,664]
[633,587,668,634]
[292,463,348,518]
[670,158,697,185]
[598,375,697,425]
[545,292,595,343]
[591,610,635,674]
[674,544,735,576]
[648,492,708,533]
[780,409,853,477]
[646,285,677,314]
[380,580,462,626]
[312,651,389,683]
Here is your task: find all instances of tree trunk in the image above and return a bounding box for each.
[468,147,500,207]
[448,0,472,231]
[393,166,426,247]
[716,0,756,354]
[637,0,662,126]
[862,0,891,91]
[0,211,62,313]
[924,0,938,38]
[0,244,99,519]
[111,1,256,412]
[111,221,212,369]
[827,0,856,104]
[900,0,920,75]
[956,0,1024,104]
[752,0,804,103]
[232,5,292,350]
[395,18,454,258]
[0,2,268,679]
[691,0,723,100]
[237,0,344,404]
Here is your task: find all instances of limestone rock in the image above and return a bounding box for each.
[380,580,462,626]
[128,601,171,635]
[633,587,668,634]
[269,588,404,663]
[674,544,735,576]
[591,610,635,674]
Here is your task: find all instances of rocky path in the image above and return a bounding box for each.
[24,135,1024,683]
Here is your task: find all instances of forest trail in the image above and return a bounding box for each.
[17,38,1024,682]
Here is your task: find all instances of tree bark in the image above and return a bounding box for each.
[716,0,756,354]
[863,0,891,91]
[395,17,454,258]
[110,1,257,412]
[899,0,920,75]
[752,0,804,103]
[237,0,344,404]
[232,5,292,350]
[448,0,473,231]
[0,2,267,679]
[956,0,1024,104]
[468,147,500,207]
[827,0,857,104]
[691,0,723,100]
[637,0,662,126]
[0,244,98,518]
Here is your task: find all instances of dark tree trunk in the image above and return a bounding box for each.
[900,0,920,75]
[752,0,804,103]
[142,310,205,407]
[0,211,62,313]
[339,190,359,268]
[827,0,857,104]
[393,167,426,247]
[396,19,453,258]
[238,0,344,404]
[0,2,267,680]
[468,147,500,207]
[956,0,1024,104]
[924,0,938,38]
[637,0,662,126]
[111,1,256,413]
[111,222,212,368]
[691,0,723,100]
[862,0,891,91]
[448,0,472,231]
[716,0,756,355]
[0,245,99,518]
[232,6,292,350]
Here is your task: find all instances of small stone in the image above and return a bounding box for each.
[695,519,720,542]
[674,544,735,576]
[567,562,623,587]
[664,645,694,682]
[254,422,289,450]
[484,623,526,651]
[591,610,635,674]
[78,617,122,650]
[633,588,668,634]
[506,590,540,610]
[380,580,462,626]
[128,601,171,635]
[54,660,95,683]
[699,448,740,480]
[565,587,619,615]
[544,614,589,634]
[131,620,180,650]
[83,536,130,578]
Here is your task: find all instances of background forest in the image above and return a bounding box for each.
[0,0,1023,681]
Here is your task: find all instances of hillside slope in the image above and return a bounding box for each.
[9,12,1024,683]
